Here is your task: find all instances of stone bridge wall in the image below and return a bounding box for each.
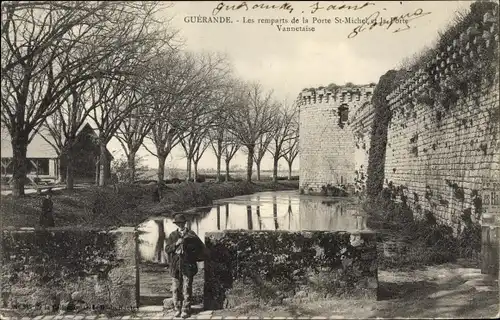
[0,227,139,312]
[204,230,377,310]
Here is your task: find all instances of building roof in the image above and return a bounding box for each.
[1,123,113,159]
[1,126,58,158]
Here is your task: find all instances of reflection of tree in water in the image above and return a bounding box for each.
[153,219,165,263]
[246,205,253,230]
[256,195,262,230]
[273,195,279,230]
[216,206,221,230]
[186,206,212,233]
[287,197,292,230]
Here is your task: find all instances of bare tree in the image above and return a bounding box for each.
[179,52,231,181]
[1,1,174,196]
[146,51,229,182]
[253,133,275,181]
[191,137,211,180]
[268,102,299,182]
[223,134,240,181]
[115,78,155,183]
[40,75,98,189]
[145,52,200,182]
[208,79,239,182]
[88,76,147,186]
[226,82,278,182]
[115,107,154,183]
[283,119,299,180]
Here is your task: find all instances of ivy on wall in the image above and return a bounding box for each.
[366,70,403,198]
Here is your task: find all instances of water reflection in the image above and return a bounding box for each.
[138,191,369,262]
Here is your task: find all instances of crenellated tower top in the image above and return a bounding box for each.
[298,84,376,106]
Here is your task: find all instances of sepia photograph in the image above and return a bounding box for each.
[0,0,499,319]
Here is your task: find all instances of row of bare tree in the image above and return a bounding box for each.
[1,1,299,198]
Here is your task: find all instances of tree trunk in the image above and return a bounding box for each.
[246,144,255,182]
[99,141,109,186]
[287,161,293,180]
[127,151,136,183]
[216,155,221,182]
[186,157,192,181]
[193,160,198,181]
[272,156,279,182]
[58,156,65,184]
[11,133,29,197]
[157,154,166,182]
[95,157,100,185]
[66,149,75,190]
[225,159,230,181]
[256,161,261,181]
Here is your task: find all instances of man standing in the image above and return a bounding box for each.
[165,213,205,318]
[39,189,55,228]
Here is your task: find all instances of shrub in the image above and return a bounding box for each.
[276,176,299,181]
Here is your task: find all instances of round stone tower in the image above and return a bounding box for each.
[298,84,376,194]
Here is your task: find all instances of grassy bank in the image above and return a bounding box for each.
[0,180,298,229]
[363,193,481,271]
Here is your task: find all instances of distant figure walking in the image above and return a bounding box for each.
[111,173,119,193]
[39,189,55,228]
[152,182,161,202]
[165,214,206,318]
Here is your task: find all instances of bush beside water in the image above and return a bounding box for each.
[0,180,299,229]
[364,189,481,271]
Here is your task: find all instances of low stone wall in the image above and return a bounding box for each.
[0,227,138,312]
[204,230,377,310]
[481,225,499,276]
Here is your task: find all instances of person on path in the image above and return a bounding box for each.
[39,189,55,228]
[164,213,206,318]
[152,182,161,202]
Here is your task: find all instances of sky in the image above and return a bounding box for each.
[103,0,474,175]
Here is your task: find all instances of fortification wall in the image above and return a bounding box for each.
[298,85,375,194]
[382,7,499,233]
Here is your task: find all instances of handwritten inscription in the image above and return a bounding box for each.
[348,8,432,38]
[199,2,432,37]
[309,1,376,14]
[212,2,295,15]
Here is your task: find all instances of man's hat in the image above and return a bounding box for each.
[173,213,187,224]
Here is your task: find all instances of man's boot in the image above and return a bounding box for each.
[174,308,181,317]
[174,302,182,317]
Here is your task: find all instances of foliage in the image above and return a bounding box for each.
[111,155,149,183]
[366,70,401,198]
[1,230,120,311]
[206,230,376,307]
[363,186,480,271]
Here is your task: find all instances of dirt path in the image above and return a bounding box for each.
[139,259,498,318]
[207,259,498,318]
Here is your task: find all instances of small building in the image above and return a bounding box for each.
[1,123,113,183]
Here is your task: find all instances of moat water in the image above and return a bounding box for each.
[137,190,370,262]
